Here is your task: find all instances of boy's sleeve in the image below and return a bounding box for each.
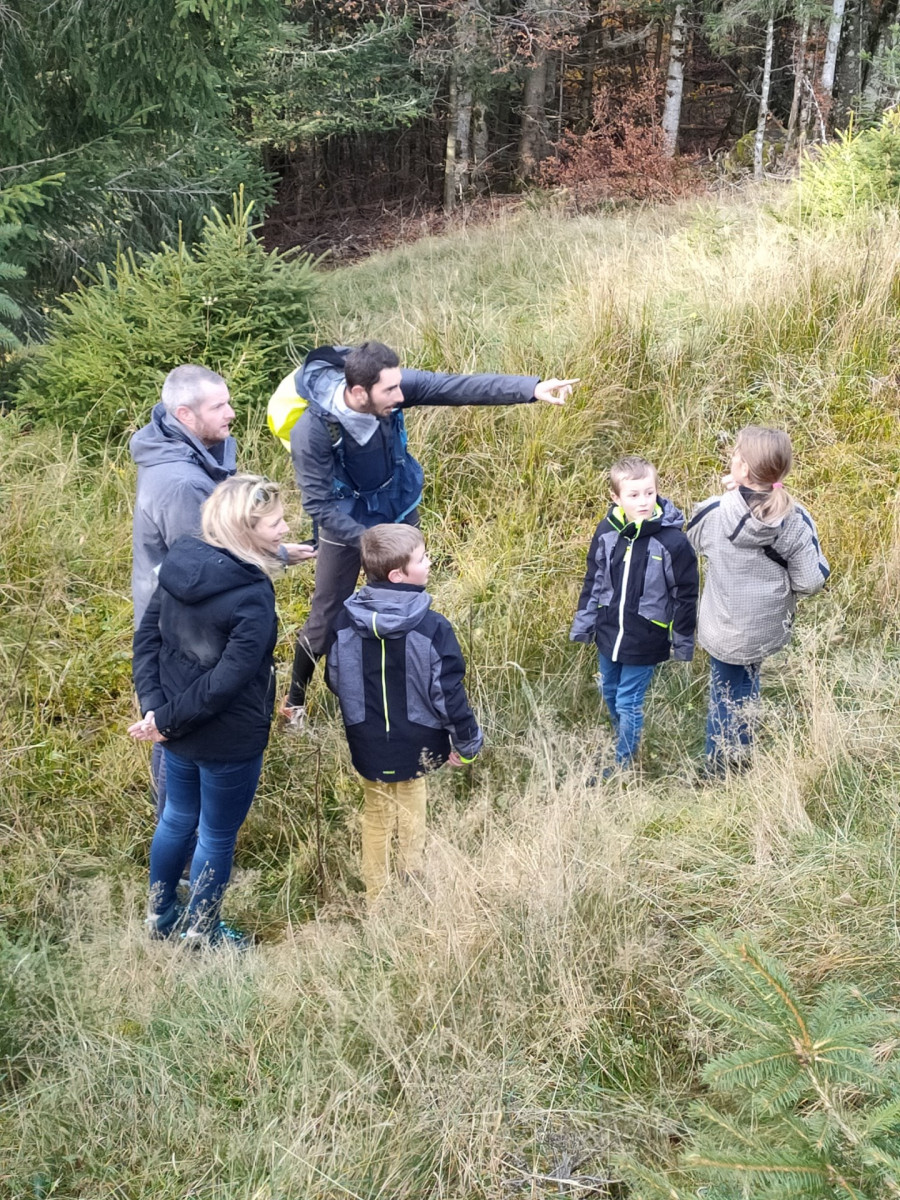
[430,619,483,760]
[669,535,699,661]
[569,524,604,643]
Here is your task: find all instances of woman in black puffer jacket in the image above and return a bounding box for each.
[130,475,299,948]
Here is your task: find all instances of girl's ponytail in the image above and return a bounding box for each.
[734,426,794,524]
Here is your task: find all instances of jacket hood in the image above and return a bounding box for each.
[299,353,380,445]
[130,402,236,480]
[158,537,266,606]
[343,583,433,638]
[719,486,785,547]
[606,495,685,539]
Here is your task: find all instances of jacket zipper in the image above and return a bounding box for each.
[612,542,633,661]
[372,614,390,737]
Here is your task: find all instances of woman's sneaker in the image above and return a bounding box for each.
[180,921,252,952]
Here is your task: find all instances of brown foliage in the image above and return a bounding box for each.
[543,73,701,203]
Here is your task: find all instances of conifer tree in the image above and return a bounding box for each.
[621,933,900,1200]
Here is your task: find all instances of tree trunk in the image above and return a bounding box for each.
[822,0,847,96]
[862,4,900,112]
[518,44,549,182]
[754,14,775,178]
[443,68,458,212]
[472,100,489,193]
[833,0,866,127]
[454,83,473,201]
[662,4,687,157]
[786,16,809,152]
[578,24,601,130]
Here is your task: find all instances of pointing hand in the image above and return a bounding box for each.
[533,378,580,405]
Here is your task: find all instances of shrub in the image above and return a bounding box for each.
[797,109,900,221]
[14,190,319,441]
[542,74,701,204]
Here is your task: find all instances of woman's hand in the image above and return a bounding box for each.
[128,710,167,743]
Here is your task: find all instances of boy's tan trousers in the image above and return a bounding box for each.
[360,776,427,901]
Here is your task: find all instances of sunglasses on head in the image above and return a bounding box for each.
[251,478,280,506]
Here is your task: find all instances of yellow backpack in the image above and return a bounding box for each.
[266,369,306,450]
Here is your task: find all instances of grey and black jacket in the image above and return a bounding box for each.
[570,498,699,665]
[325,581,483,782]
[290,347,540,548]
[130,403,236,626]
[686,486,829,665]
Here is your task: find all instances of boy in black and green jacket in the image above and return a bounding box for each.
[570,455,698,775]
[326,523,482,902]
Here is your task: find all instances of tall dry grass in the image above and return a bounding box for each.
[4,191,900,1197]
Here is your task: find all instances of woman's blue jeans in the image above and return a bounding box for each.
[598,654,657,765]
[149,750,263,934]
[705,657,761,765]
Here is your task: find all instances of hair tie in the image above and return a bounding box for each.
[771,481,783,489]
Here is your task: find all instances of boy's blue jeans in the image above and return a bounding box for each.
[598,654,657,766]
[705,657,761,765]
[148,750,263,934]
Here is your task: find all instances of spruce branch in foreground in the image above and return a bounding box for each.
[620,933,900,1200]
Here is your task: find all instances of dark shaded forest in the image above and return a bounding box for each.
[1,0,899,338]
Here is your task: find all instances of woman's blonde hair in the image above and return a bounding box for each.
[734,426,794,524]
[201,475,285,577]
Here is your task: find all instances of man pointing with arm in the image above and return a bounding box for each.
[282,341,576,720]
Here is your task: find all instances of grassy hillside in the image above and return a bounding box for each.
[3,193,900,1198]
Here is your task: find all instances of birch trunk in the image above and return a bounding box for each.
[443,68,458,212]
[754,14,775,178]
[662,4,687,157]
[822,0,847,95]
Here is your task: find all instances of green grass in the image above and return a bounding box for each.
[3,191,900,1198]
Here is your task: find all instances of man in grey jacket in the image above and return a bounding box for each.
[131,364,313,810]
[131,365,238,627]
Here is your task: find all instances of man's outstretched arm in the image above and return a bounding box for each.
[399,369,577,409]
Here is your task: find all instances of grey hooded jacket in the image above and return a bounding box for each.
[130,402,237,626]
[686,487,829,665]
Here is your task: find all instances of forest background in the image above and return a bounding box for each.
[6,2,900,1199]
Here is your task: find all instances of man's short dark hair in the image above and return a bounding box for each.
[345,342,400,392]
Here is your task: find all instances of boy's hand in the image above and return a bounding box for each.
[448,751,465,767]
